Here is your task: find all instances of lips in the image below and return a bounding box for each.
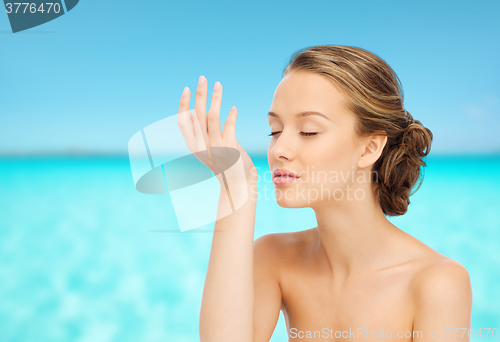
[273,170,300,185]
[273,168,300,179]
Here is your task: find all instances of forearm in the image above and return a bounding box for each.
[199,180,258,342]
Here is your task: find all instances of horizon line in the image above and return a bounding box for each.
[0,150,499,158]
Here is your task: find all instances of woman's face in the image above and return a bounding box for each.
[267,70,365,208]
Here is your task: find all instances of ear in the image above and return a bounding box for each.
[357,134,387,169]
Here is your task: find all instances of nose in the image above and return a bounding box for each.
[270,131,294,161]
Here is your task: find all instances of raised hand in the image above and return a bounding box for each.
[177,75,257,191]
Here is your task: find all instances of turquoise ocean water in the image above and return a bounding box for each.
[0,155,499,341]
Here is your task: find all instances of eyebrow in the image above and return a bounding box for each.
[268,111,332,121]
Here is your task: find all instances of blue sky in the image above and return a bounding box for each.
[0,0,499,155]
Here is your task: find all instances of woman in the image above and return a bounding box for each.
[178,45,473,342]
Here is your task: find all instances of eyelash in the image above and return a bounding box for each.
[268,132,318,137]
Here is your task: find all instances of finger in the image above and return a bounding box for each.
[178,86,191,115]
[223,106,238,144]
[208,81,223,146]
[195,75,208,136]
[177,87,197,152]
[177,86,191,131]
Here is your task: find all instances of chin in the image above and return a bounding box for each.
[274,194,309,209]
[276,200,307,209]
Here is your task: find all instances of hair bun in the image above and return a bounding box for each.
[402,115,433,159]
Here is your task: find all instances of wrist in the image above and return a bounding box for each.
[221,178,257,197]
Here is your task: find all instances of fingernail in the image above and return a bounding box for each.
[198,75,205,86]
[214,82,221,92]
[182,87,189,98]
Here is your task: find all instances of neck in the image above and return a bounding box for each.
[311,181,405,283]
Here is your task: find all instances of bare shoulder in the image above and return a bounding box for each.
[395,229,471,287]
[410,252,472,306]
[408,251,473,328]
[254,228,314,263]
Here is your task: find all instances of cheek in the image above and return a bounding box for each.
[267,143,272,165]
[267,144,275,179]
[306,133,352,163]
[305,134,357,180]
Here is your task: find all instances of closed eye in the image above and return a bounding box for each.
[268,132,318,137]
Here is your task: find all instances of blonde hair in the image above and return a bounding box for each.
[283,45,433,216]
